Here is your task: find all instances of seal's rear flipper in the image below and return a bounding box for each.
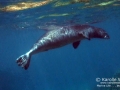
[16,53,31,70]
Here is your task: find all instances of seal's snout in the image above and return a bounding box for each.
[95,29,110,39]
[104,33,110,39]
[100,30,110,39]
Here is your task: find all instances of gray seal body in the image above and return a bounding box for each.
[16,24,109,70]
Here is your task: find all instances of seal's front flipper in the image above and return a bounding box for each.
[16,53,31,70]
[72,41,81,49]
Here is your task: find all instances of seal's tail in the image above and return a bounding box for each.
[16,53,31,70]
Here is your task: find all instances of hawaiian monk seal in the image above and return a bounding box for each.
[16,24,110,70]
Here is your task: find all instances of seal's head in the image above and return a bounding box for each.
[72,25,109,39]
[90,27,110,39]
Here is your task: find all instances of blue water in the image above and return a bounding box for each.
[0,1,120,90]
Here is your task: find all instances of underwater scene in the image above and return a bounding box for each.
[0,0,120,90]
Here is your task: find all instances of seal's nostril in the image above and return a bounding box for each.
[104,35,110,39]
[104,35,107,38]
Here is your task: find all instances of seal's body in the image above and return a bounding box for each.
[16,24,110,70]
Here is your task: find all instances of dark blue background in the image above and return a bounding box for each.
[0,2,120,90]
